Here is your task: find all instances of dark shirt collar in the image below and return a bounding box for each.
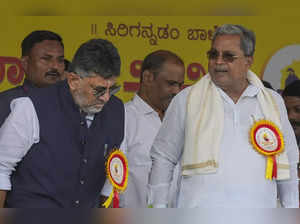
[22,79,36,92]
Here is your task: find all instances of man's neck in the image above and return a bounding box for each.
[137,91,164,120]
[221,81,249,104]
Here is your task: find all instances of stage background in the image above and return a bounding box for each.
[1,17,300,102]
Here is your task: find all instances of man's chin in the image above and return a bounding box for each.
[83,105,103,114]
[46,76,61,82]
[292,126,300,137]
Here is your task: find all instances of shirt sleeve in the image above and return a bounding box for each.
[0,97,40,190]
[147,88,190,207]
[274,93,299,208]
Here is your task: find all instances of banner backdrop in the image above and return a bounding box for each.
[1,17,300,102]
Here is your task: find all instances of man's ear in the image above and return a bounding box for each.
[67,72,81,91]
[142,70,154,85]
[20,56,28,73]
[246,56,254,68]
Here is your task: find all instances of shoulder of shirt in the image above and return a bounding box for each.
[172,85,192,103]
[124,97,144,119]
[266,88,285,105]
[10,97,34,110]
[0,85,26,101]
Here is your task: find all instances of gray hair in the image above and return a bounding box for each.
[69,39,121,79]
[212,24,256,56]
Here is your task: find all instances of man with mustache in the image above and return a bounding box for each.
[102,50,185,207]
[148,24,299,207]
[282,80,300,205]
[0,30,65,127]
[0,38,124,207]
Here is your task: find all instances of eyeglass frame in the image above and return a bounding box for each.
[206,49,243,63]
[90,84,121,98]
[73,72,121,98]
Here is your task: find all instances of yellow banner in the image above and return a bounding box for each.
[1,17,300,102]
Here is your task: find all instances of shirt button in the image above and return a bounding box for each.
[75,200,80,205]
[80,180,85,185]
[81,139,86,145]
[83,159,88,164]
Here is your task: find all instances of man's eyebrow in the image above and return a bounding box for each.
[166,80,184,85]
[93,86,107,91]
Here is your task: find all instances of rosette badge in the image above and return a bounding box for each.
[103,149,128,208]
[250,120,284,180]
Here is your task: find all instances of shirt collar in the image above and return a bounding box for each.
[132,94,157,115]
[22,79,36,92]
[241,83,260,98]
[217,83,260,102]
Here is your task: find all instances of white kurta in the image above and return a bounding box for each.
[148,84,299,208]
[120,94,180,207]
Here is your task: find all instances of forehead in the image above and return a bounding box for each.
[157,61,185,81]
[30,40,64,56]
[212,34,242,53]
[86,75,116,87]
[283,96,300,106]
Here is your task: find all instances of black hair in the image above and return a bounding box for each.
[21,30,63,56]
[69,39,121,79]
[140,50,184,81]
[282,80,300,97]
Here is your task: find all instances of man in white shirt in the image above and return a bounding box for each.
[121,50,185,207]
[148,24,299,208]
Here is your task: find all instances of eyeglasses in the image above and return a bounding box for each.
[91,84,121,98]
[207,49,241,63]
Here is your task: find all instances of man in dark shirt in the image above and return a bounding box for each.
[0,30,65,126]
[282,80,300,205]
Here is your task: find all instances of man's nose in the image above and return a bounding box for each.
[288,109,298,120]
[49,58,62,70]
[98,89,110,102]
[215,54,225,64]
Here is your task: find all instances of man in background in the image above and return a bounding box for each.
[283,80,300,146]
[102,50,185,207]
[0,30,65,127]
[282,80,300,205]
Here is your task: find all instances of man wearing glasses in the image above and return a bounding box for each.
[148,24,299,207]
[0,39,124,207]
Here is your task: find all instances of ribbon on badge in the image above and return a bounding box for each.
[250,120,284,180]
[103,149,128,208]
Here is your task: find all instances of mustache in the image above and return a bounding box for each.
[290,120,300,127]
[92,99,106,106]
[214,66,228,72]
[45,69,61,77]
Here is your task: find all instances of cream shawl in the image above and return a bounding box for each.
[182,70,290,180]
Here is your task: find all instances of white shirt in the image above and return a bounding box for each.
[119,94,180,207]
[148,84,299,208]
[0,97,40,190]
